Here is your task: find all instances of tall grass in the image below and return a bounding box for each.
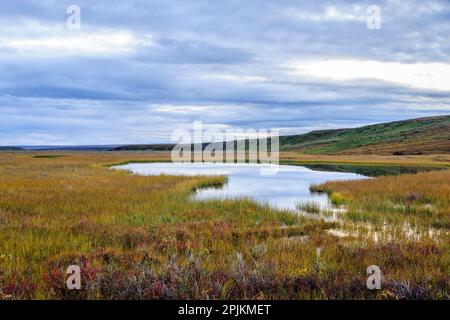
[316,170,450,229]
[0,152,448,299]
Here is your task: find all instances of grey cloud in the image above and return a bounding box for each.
[0,0,449,144]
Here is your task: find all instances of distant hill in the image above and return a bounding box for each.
[0,145,118,151]
[19,145,119,151]
[6,116,446,155]
[279,115,450,155]
[112,144,175,152]
[112,115,450,155]
[0,146,23,151]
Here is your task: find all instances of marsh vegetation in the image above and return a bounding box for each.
[0,152,448,299]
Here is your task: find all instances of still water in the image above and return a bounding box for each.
[113,162,367,211]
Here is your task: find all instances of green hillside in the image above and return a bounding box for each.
[280,115,450,155]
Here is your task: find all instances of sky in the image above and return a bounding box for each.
[0,0,449,145]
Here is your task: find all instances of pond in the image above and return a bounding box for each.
[113,162,367,212]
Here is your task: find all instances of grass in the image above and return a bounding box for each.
[296,201,322,214]
[32,155,66,159]
[302,163,448,177]
[330,193,346,206]
[0,151,448,299]
[280,115,450,155]
[316,170,450,229]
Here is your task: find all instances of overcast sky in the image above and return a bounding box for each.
[1,0,449,145]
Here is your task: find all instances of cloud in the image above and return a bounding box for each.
[0,31,145,56]
[0,20,151,57]
[286,59,450,91]
[288,4,367,23]
[0,0,449,145]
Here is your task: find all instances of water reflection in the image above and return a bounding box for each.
[113,162,367,211]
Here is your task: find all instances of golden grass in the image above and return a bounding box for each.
[317,170,450,229]
[0,151,448,299]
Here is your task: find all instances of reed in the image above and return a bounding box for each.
[0,152,448,299]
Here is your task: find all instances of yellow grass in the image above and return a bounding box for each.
[318,170,450,228]
[0,151,448,299]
